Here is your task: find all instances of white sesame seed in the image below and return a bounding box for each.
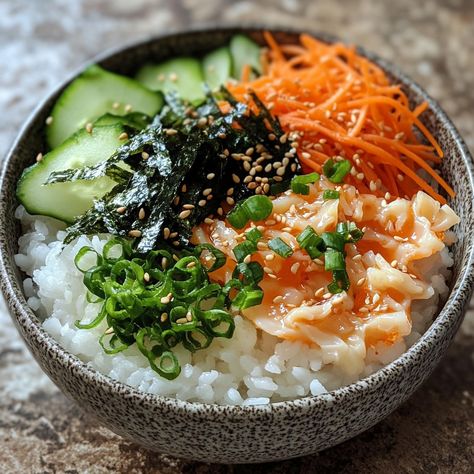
[179,210,191,219]
[207,173,215,180]
[357,277,366,287]
[141,151,149,160]
[323,292,331,299]
[356,172,365,180]
[243,255,252,264]
[85,122,93,133]
[169,231,178,239]
[45,116,53,125]
[369,181,377,192]
[138,208,146,220]
[128,229,142,238]
[397,174,404,182]
[118,132,128,140]
[35,152,43,162]
[290,262,300,274]
[226,197,235,205]
[186,261,196,268]
[204,218,213,224]
[265,254,275,261]
[202,188,212,196]
[182,204,195,210]
[165,128,178,135]
[116,206,126,214]
[198,200,206,207]
[163,227,170,239]
[384,192,391,200]
[112,102,120,109]
[232,174,240,183]
[273,295,283,303]
[390,259,398,268]
[143,272,150,282]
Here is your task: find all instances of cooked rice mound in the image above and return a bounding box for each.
[15,180,457,405]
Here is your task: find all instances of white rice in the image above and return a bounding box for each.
[14,206,453,405]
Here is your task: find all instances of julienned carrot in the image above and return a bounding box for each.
[228,32,453,204]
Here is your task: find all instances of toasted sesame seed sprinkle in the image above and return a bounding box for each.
[118,132,128,140]
[179,209,191,219]
[390,259,398,268]
[359,307,369,313]
[357,277,366,286]
[112,102,120,109]
[217,207,224,216]
[172,241,180,246]
[165,128,178,135]
[393,235,407,242]
[323,292,331,299]
[384,192,391,200]
[186,261,196,269]
[182,204,195,210]
[226,197,235,205]
[243,255,252,264]
[141,151,149,160]
[138,208,146,220]
[45,116,53,125]
[204,217,213,224]
[207,173,215,180]
[128,229,142,238]
[353,254,362,261]
[198,200,207,207]
[265,254,275,261]
[169,72,178,82]
[35,152,43,162]
[116,206,126,214]
[163,227,170,239]
[85,122,93,133]
[373,293,380,304]
[397,174,404,182]
[143,272,150,282]
[315,288,325,298]
[290,262,300,274]
[232,174,240,183]
[203,188,212,196]
[160,296,171,304]
[257,242,267,250]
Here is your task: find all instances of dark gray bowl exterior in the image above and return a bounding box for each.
[1,28,474,464]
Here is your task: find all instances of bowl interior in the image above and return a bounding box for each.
[1,27,474,410]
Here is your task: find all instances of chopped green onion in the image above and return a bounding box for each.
[245,227,262,243]
[323,159,352,183]
[232,288,264,310]
[324,249,346,271]
[336,221,364,243]
[327,270,350,294]
[233,240,256,263]
[268,237,293,258]
[296,226,324,259]
[291,172,320,195]
[323,189,340,200]
[226,202,247,228]
[321,232,346,252]
[73,237,255,381]
[241,195,273,221]
[270,179,291,195]
[227,195,273,228]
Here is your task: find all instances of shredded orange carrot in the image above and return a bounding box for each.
[229,32,452,204]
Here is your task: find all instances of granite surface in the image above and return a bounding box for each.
[1,0,473,472]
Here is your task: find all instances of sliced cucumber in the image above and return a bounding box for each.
[230,35,262,81]
[202,46,232,91]
[47,65,163,149]
[135,57,205,103]
[93,111,151,130]
[18,124,125,223]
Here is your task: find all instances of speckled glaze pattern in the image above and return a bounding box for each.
[1,28,473,464]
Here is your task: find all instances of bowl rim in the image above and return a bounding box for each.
[1,25,474,416]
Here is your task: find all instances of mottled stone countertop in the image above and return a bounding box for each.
[1,0,473,472]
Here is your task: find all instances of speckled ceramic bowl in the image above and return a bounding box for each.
[1,27,474,464]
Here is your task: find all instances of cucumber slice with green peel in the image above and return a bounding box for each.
[230,35,262,81]
[135,57,205,103]
[18,125,125,223]
[93,111,151,130]
[202,46,233,91]
[46,65,163,149]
